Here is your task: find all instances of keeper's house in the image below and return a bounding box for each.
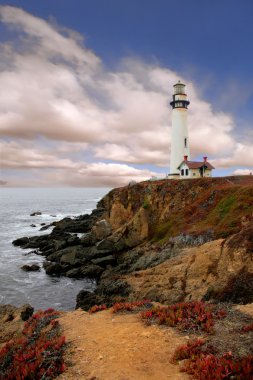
[178,155,215,179]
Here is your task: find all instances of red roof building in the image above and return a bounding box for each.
[177,156,215,178]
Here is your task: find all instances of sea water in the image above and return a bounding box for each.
[0,187,110,310]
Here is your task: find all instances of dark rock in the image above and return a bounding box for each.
[76,278,132,310]
[20,304,34,321]
[91,255,116,267]
[96,238,115,252]
[80,264,104,278]
[96,279,131,297]
[30,211,42,216]
[43,262,65,275]
[56,245,87,265]
[13,237,29,246]
[30,224,36,228]
[76,290,104,311]
[41,223,46,226]
[65,268,81,278]
[80,232,94,247]
[52,239,67,251]
[67,235,80,246]
[52,213,99,234]
[60,250,79,265]
[78,246,112,261]
[21,264,40,272]
[0,304,34,323]
[39,225,50,231]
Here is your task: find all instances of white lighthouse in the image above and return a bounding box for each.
[169,81,190,176]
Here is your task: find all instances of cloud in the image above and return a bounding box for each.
[0,140,156,187]
[0,6,252,186]
[213,143,253,168]
[232,168,253,176]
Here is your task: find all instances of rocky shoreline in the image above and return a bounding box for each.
[12,176,253,310]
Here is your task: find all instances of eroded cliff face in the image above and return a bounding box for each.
[99,175,253,248]
[75,176,253,309]
[123,222,253,305]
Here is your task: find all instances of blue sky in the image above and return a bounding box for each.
[0,0,252,186]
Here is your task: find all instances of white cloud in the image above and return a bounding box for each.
[0,140,156,186]
[213,143,253,168]
[0,6,252,186]
[232,168,253,176]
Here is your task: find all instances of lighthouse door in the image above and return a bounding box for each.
[200,167,204,177]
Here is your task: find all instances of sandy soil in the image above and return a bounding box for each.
[58,309,190,380]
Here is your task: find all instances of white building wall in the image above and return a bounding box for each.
[170,108,190,174]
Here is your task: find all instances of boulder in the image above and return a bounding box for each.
[30,224,36,228]
[80,232,94,247]
[30,211,42,216]
[76,290,104,311]
[46,245,85,265]
[12,237,29,247]
[96,279,132,297]
[92,219,112,241]
[91,255,116,267]
[65,268,81,278]
[59,245,88,266]
[21,264,40,272]
[96,238,115,251]
[80,264,104,278]
[39,225,50,231]
[20,304,34,321]
[66,235,80,246]
[52,239,66,251]
[43,262,65,275]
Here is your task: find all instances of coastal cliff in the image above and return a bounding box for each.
[13,175,253,309]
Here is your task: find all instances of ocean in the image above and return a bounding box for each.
[0,187,110,311]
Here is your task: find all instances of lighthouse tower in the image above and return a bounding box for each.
[169,81,190,176]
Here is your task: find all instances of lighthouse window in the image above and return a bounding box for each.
[184,138,187,148]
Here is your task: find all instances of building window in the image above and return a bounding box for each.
[184,138,187,148]
[185,169,189,176]
[181,169,184,176]
[193,173,196,176]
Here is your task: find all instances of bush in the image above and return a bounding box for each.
[140,301,226,333]
[112,300,151,313]
[181,352,253,380]
[0,308,66,380]
[88,304,107,313]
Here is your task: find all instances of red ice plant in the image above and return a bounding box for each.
[88,304,107,313]
[180,351,253,380]
[112,300,151,313]
[240,322,253,333]
[140,301,226,333]
[0,308,66,380]
[173,335,253,379]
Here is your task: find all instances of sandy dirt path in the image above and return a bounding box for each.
[58,309,190,380]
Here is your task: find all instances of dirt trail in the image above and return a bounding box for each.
[58,309,190,380]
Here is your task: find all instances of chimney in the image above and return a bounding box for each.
[203,156,207,163]
[184,155,188,161]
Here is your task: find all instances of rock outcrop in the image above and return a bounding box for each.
[0,304,34,345]
[13,176,253,309]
